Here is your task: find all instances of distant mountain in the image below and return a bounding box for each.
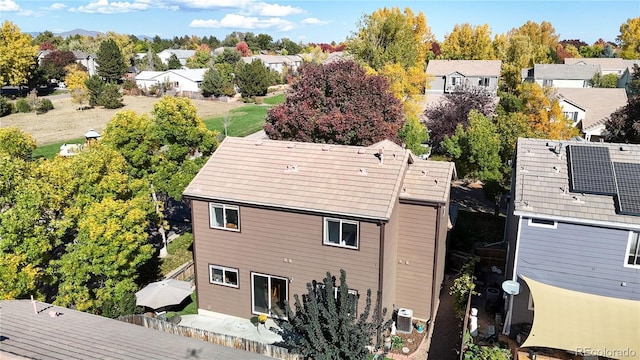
[29,29,151,40]
[57,29,101,38]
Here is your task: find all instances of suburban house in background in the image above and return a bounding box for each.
[425,60,501,94]
[523,63,600,88]
[135,68,207,97]
[563,57,640,78]
[241,54,304,74]
[72,50,97,76]
[554,87,628,141]
[157,49,196,66]
[502,138,640,359]
[183,137,456,328]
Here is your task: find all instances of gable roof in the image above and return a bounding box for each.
[158,49,196,59]
[242,54,303,65]
[533,63,600,80]
[426,60,502,77]
[555,87,628,130]
[512,138,640,229]
[135,70,165,80]
[0,300,271,360]
[564,57,640,72]
[183,137,455,221]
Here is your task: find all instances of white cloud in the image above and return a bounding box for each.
[69,0,150,14]
[49,3,67,10]
[168,0,302,16]
[0,0,20,12]
[301,18,328,25]
[254,3,303,17]
[190,14,295,31]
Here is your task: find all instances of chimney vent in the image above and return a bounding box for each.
[255,140,263,146]
[322,145,331,151]
[358,148,366,154]
[359,168,368,175]
[287,143,296,149]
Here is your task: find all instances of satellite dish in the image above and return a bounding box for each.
[502,280,521,295]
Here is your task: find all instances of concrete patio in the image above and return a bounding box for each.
[178,312,283,344]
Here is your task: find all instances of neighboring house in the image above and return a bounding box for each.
[554,87,628,141]
[321,51,353,65]
[241,54,303,74]
[36,49,52,65]
[72,50,97,76]
[183,137,456,325]
[0,300,272,359]
[135,68,207,96]
[563,57,639,77]
[526,63,600,88]
[157,49,196,66]
[502,138,640,359]
[425,60,501,94]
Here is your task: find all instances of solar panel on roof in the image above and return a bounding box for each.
[567,145,617,195]
[614,162,640,216]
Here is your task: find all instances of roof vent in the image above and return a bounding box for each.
[553,166,560,173]
[375,149,384,165]
[285,164,298,172]
[434,179,439,186]
[255,140,263,146]
[620,145,631,152]
[357,148,366,154]
[287,143,296,149]
[421,170,428,176]
[572,195,584,204]
[359,168,368,175]
[322,145,331,151]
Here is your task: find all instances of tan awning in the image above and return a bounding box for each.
[521,276,640,360]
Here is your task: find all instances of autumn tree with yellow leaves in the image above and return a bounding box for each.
[0,21,38,86]
[347,7,432,155]
[440,23,495,60]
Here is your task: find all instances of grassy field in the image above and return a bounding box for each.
[28,93,285,159]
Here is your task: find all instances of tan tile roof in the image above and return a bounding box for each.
[0,300,272,360]
[555,87,628,130]
[184,137,454,221]
[426,60,502,77]
[512,138,640,227]
[401,160,456,204]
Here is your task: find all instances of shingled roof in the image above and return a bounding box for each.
[0,300,271,360]
[426,60,502,77]
[512,138,640,228]
[555,87,628,130]
[183,137,455,221]
[533,63,600,80]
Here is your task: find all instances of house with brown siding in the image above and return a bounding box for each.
[183,137,456,326]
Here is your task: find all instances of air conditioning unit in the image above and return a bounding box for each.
[396,308,413,333]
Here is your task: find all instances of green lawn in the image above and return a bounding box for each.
[159,232,194,277]
[32,137,85,159]
[263,93,284,105]
[178,292,198,315]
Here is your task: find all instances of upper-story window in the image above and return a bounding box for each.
[542,79,553,87]
[324,218,359,249]
[625,231,640,268]
[528,218,557,229]
[209,203,240,231]
[563,111,578,122]
[478,77,490,87]
[451,76,461,86]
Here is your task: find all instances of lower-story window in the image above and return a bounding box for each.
[209,264,239,288]
[252,272,288,318]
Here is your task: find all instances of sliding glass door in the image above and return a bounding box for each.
[252,272,288,318]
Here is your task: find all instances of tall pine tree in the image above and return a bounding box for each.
[96,39,126,83]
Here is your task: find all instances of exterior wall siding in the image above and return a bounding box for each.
[433,204,448,312]
[516,218,640,300]
[191,200,381,319]
[427,77,445,93]
[382,200,400,316]
[395,203,438,320]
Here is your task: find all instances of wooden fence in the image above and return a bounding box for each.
[119,315,299,360]
[165,260,194,285]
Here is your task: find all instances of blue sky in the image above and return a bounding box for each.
[1,0,637,44]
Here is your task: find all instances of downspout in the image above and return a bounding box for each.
[430,204,442,320]
[378,222,385,313]
[187,197,200,312]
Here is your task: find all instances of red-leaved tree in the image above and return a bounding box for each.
[264,60,405,146]
[236,41,252,57]
[41,50,77,81]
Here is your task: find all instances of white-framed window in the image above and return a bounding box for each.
[209,203,240,231]
[324,218,359,249]
[624,231,640,268]
[563,111,578,121]
[451,76,461,86]
[528,218,557,229]
[478,77,490,87]
[251,272,288,318]
[543,79,553,87]
[209,264,239,288]
[528,292,534,310]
